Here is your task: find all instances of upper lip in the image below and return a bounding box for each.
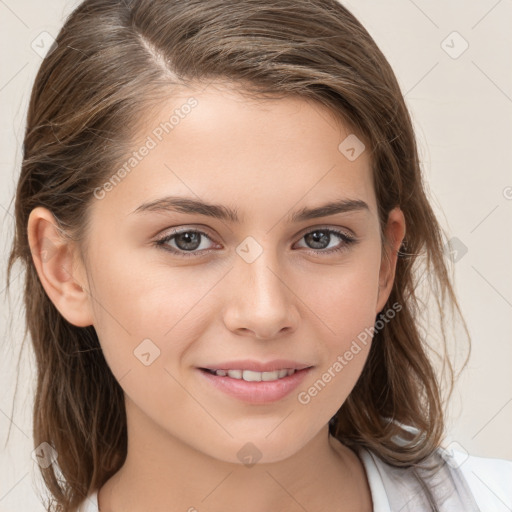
[199,359,313,372]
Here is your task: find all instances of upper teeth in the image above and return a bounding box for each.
[212,369,296,381]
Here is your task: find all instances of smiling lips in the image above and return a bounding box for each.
[199,358,312,382]
[203,368,297,381]
[197,359,313,403]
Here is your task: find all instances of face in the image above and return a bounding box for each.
[69,83,404,464]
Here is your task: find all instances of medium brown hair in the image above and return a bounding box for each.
[6,0,469,510]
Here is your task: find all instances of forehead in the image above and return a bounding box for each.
[91,83,376,223]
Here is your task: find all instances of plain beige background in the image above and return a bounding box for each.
[1,0,511,510]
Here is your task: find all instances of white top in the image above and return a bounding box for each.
[77,448,512,511]
[358,448,512,511]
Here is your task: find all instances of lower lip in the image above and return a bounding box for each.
[197,367,312,404]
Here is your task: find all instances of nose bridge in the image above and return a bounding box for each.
[224,234,298,337]
[236,235,286,304]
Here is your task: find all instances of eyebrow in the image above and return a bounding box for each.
[131,196,369,223]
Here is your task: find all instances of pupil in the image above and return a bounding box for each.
[177,232,200,250]
[306,230,329,249]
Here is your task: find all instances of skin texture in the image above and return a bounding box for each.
[28,82,405,511]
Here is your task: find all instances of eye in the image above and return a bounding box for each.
[155,226,357,258]
[294,228,357,255]
[155,229,217,257]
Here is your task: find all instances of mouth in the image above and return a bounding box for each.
[199,367,300,381]
[197,366,313,404]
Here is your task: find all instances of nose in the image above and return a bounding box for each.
[222,246,300,340]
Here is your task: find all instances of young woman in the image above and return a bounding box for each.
[7,0,511,511]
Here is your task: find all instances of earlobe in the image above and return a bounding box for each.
[27,207,94,327]
[376,207,406,313]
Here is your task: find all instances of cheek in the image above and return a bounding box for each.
[295,245,381,390]
[85,248,211,377]
[294,279,380,419]
[301,244,382,340]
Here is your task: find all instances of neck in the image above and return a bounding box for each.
[98,399,372,512]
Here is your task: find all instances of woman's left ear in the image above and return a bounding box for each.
[376,207,406,313]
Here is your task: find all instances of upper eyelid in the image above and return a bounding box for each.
[156,224,355,238]
[157,227,215,243]
[297,225,355,239]
[155,225,356,247]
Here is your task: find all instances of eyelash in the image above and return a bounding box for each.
[154,227,357,258]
